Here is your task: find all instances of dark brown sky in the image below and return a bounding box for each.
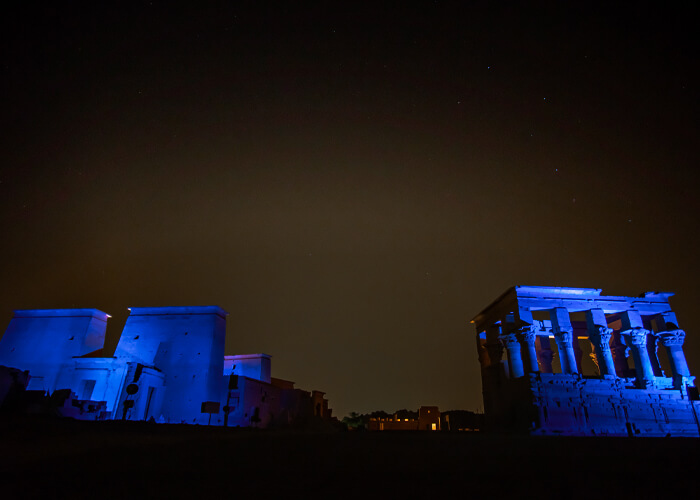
[1,2,698,417]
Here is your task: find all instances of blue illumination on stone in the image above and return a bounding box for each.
[0,309,110,393]
[474,286,699,436]
[0,306,331,427]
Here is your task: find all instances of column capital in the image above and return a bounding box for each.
[516,325,538,344]
[621,327,650,346]
[658,329,686,347]
[552,327,573,344]
[589,326,613,343]
[498,332,519,349]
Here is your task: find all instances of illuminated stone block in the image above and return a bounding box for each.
[0,309,109,392]
[115,306,228,424]
[224,353,271,383]
[54,357,126,413]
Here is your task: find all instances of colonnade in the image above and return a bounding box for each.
[484,308,691,389]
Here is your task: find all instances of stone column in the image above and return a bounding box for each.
[585,309,616,378]
[537,336,554,374]
[646,333,664,377]
[550,307,578,374]
[589,326,616,378]
[624,329,656,388]
[621,310,655,388]
[517,325,539,373]
[658,329,690,389]
[477,337,489,371]
[554,329,577,374]
[485,341,505,381]
[485,342,503,365]
[499,332,524,379]
[485,324,507,379]
[610,330,630,377]
[482,336,504,416]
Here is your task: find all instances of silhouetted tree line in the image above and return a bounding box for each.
[342,409,418,430]
[342,408,484,431]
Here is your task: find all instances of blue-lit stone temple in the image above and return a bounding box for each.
[0,307,332,426]
[473,286,700,436]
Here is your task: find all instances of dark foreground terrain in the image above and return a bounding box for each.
[2,417,699,499]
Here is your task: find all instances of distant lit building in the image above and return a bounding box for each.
[0,306,332,427]
[368,406,440,431]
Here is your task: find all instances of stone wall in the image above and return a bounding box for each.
[530,373,700,436]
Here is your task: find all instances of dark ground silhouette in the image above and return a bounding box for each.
[2,417,698,499]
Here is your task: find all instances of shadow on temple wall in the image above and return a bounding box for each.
[0,365,109,420]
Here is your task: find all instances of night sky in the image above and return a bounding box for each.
[1,2,698,418]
